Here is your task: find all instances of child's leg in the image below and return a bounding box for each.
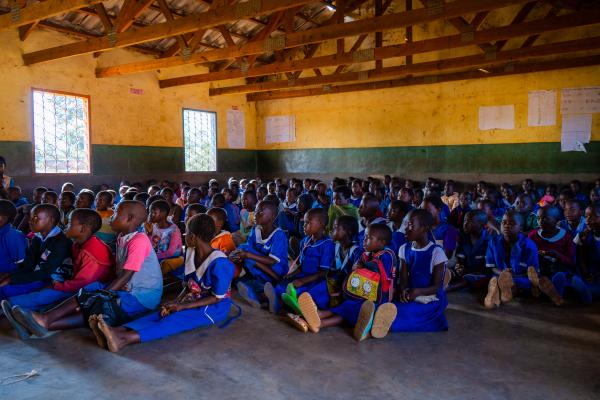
[8,287,72,311]
[160,257,184,275]
[319,311,344,328]
[34,296,83,330]
[0,281,47,300]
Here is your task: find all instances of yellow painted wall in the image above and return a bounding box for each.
[0,28,257,149]
[255,65,600,150]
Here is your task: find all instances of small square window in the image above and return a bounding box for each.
[183,109,217,172]
[32,89,90,174]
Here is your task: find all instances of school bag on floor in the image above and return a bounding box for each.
[343,249,394,304]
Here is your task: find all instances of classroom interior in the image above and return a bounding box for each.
[0,0,599,399]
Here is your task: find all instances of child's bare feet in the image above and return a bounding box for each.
[88,315,107,348]
[484,277,500,309]
[538,276,564,306]
[371,302,397,339]
[527,266,541,297]
[285,313,308,333]
[298,293,320,333]
[498,270,514,303]
[97,315,126,353]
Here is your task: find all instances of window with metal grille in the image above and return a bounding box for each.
[183,109,217,172]
[32,89,90,174]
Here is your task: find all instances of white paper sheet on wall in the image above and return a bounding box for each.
[265,115,296,144]
[561,114,592,152]
[528,90,556,126]
[560,86,600,114]
[478,105,515,130]
[226,110,246,149]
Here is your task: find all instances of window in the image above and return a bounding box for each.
[32,89,90,173]
[183,109,217,172]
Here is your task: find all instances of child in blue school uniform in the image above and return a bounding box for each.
[387,200,410,255]
[276,187,299,237]
[222,188,241,233]
[350,179,364,208]
[357,194,387,251]
[0,200,27,274]
[483,210,563,309]
[232,200,288,307]
[423,195,458,259]
[559,199,586,237]
[291,223,397,342]
[390,209,449,334]
[264,208,334,314]
[447,210,493,291]
[0,204,72,300]
[5,201,163,339]
[90,213,237,353]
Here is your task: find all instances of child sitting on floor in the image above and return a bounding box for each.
[147,200,183,272]
[448,191,472,229]
[2,209,113,339]
[231,200,288,308]
[0,200,27,274]
[391,209,449,334]
[387,200,410,255]
[350,179,364,208]
[327,185,359,235]
[58,191,76,228]
[5,201,163,339]
[7,187,28,208]
[0,204,72,300]
[234,190,256,245]
[484,210,562,309]
[76,190,95,209]
[357,194,386,251]
[14,186,46,234]
[291,223,396,342]
[514,194,538,232]
[559,199,586,237]
[528,206,575,277]
[222,188,240,233]
[276,187,298,236]
[207,208,236,255]
[264,208,334,314]
[94,191,117,249]
[90,214,236,353]
[41,191,59,207]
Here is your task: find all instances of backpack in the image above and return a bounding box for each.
[342,249,395,304]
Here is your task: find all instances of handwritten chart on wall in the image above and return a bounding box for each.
[478,105,515,130]
[528,90,556,127]
[265,115,296,144]
[560,86,600,114]
[561,114,592,152]
[226,109,246,149]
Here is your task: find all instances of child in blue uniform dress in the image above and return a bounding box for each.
[387,200,410,255]
[448,210,493,291]
[423,195,458,259]
[357,194,387,251]
[265,208,334,313]
[292,223,397,342]
[91,214,236,352]
[391,209,449,333]
[232,200,288,308]
[484,210,563,309]
[0,200,27,274]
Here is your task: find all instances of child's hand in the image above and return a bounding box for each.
[398,288,410,303]
[160,303,180,317]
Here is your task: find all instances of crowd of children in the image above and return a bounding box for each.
[0,158,599,350]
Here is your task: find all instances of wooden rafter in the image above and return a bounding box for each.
[246,55,600,101]
[211,36,600,96]
[21,0,314,65]
[157,10,600,88]
[0,0,103,31]
[96,0,535,78]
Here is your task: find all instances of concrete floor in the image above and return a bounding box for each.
[1,292,599,400]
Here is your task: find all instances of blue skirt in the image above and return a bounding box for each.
[330,298,365,326]
[391,294,448,332]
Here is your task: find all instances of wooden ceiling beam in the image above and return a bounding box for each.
[246,55,600,101]
[97,0,536,78]
[0,0,104,31]
[212,36,600,95]
[158,10,600,88]
[21,0,313,65]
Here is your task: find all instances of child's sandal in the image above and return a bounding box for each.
[538,276,564,306]
[282,293,303,316]
[527,266,541,298]
[484,277,500,309]
[498,270,514,303]
[298,293,320,333]
[371,302,397,339]
[286,313,309,333]
[353,301,375,342]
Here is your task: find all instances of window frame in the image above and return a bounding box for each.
[30,87,92,175]
[181,107,218,173]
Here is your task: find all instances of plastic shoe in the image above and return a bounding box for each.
[498,270,514,303]
[371,302,397,339]
[282,293,303,316]
[527,266,541,297]
[236,281,261,308]
[263,282,280,314]
[1,300,30,340]
[353,301,375,342]
[484,277,500,309]
[286,313,308,333]
[298,293,321,333]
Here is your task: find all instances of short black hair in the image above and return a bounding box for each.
[0,156,6,166]
[133,192,150,204]
[34,186,48,194]
[466,210,487,225]
[504,209,524,227]
[123,191,137,201]
[60,191,76,204]
[334,185,352,200]
[306,207,328,226]
[149,200,170,214]
[207,207,228,223]
[564,198,582,209]
[97,190,113,203]
[146,194,166,209]
[408,209,434,229]
[367,223,392,245]
[71,209,102,233]
[258,199,278,215]
[243,190,257,203]
[187,203,207,215]
[32,204,61,226]
[43,191,58,203]
[187,213,216,243]
[0,199,17,223]
[78,190,95,204]
[264,194,280,207]
[423,195,444,210]
[390,200,412,215]
[334,215,358,238]
[212,193,226,205]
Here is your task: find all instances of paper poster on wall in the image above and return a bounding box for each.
[528,90,556,127]
[265,115,296,144]
[226,109,246,149]
[478,105,515,130]
[560,86,600,114]
[561,114,592,152]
